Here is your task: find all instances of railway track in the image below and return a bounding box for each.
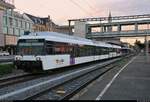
[26,56,132,100]
[28,64,117,100]
[0,55,133,100]
[0,73,48,89]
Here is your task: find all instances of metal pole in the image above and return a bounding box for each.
[146,23,149,56]
[145,35,149,56]
[68,20,71,35]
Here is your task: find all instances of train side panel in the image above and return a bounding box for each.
[42,55,70,70]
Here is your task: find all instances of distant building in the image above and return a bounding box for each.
[24,13,58,32]
[55,25,73,35]
[0,9,33,54]
[24,13,73,35]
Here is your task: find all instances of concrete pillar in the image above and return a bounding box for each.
[135,23,138,31]
[117,25,121,32]
[145,35,149,56]
[104,26,106,32]
[101,26,104,33]
[107,25,112,32]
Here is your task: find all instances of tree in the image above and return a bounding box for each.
[134,40,145,49]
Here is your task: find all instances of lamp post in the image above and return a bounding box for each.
[145,23,149,57]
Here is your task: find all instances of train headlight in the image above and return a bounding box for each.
[36,57,41,61]
[15,57,21,61]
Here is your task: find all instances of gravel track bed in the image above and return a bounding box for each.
[33,65,116,100]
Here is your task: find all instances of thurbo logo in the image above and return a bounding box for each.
[56,59,64,64]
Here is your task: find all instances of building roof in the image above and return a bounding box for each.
[24,13,57,26]
[13,11,33,23]
[0,0,15,9]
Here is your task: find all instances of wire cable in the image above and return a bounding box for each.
[69,0,93,16]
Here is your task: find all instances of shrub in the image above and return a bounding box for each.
[0,64,14,76]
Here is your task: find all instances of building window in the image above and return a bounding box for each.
[9,17,13,27]
[3,16,7,26]
[22,21,25,29]
[9,28,14,35]
[15,19,18,27]
[7,9,13,16]
[15,29,20,36]
[3,27,8,34]
[21,21,23,28]
[26,23,30,29]
[4,10,7,15]
[18,20,21,27]
[29,23,32,29]
[25,22,27,29]
[20,30,24,35]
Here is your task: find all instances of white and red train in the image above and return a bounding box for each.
[14,32,131,72]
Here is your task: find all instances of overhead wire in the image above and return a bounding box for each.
[69,0,93,16]
[84,0,104,16]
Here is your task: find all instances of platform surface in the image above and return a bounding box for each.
[76,54,150,100]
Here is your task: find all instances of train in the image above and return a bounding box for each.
[14,32,131,72]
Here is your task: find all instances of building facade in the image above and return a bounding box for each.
[0,0,14,54]
[0,9,33,54]
[25,13,73,35]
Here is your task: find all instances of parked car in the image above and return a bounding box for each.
[0,51,10,56]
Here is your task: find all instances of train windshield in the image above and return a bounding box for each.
[17,39,45,55]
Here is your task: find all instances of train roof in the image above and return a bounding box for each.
[19,32,121,49]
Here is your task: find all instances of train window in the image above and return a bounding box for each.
[101,47,109,54]
[17,39,45,55]
[46,47,54,55]
[74,46,80,57]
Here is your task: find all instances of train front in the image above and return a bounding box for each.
[14,38,45,72]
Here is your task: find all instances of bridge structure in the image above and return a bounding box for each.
[68,14,150,55]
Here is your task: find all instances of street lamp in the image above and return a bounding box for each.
[145,23,149,56]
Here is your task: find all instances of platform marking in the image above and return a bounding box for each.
[96,56,137,100]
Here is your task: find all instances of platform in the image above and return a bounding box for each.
[74,54,150,100]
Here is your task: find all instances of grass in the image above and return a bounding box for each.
[0,64,14,76]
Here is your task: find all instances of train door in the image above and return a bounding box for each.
[70,45,75,65]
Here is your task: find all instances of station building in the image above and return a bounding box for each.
[0,9,33,54]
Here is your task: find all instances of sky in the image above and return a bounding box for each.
[14,0,150,25]
[14,0,150,44]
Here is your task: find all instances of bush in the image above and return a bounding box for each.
[0,64,14,76]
